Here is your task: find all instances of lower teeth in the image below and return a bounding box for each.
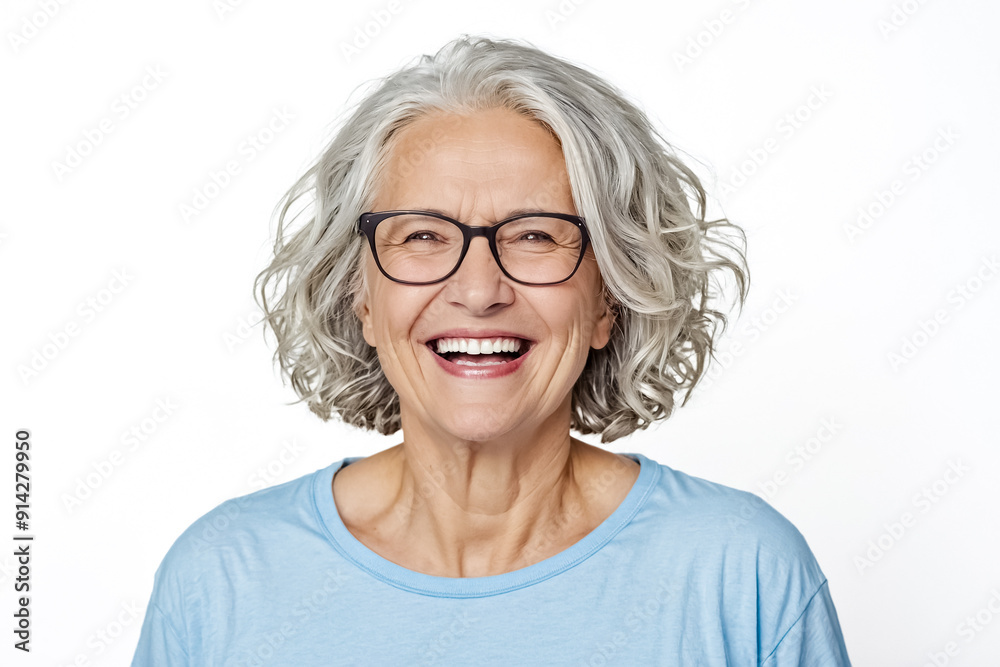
[454,359,510,366]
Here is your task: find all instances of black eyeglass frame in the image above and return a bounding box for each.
[357,210,591,286]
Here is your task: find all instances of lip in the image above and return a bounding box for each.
[426,341,532,379]
[422,329,534,380]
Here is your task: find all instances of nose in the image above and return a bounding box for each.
[443,235,515,314]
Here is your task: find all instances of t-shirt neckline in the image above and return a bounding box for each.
[311,451,660,598]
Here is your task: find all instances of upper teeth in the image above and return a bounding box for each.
[434,337,524,355]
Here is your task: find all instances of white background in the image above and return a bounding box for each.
[2,0,998,664]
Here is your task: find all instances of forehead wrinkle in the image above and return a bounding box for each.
[430,141,563,171]
[379,113,573,222]
[399,178,544,225]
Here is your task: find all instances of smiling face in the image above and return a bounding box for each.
[357,107,614,443]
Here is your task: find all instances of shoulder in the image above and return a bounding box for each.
[151,460,341,587]
[635,453,826,582]
[632,455,843,658]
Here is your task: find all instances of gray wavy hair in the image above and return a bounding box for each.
[254,35,748,443]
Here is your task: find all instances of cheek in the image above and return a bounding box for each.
[536,297,597,352]
[556,279,606,333]
[360,277,436,352]
[359,260,404,348]
[366,293,402,346]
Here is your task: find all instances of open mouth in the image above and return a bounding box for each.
[427,337,532,366]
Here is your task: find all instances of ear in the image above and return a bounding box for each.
[590,299,616,350]
[356,291,377,348]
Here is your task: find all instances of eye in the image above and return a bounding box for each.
[518,231,555,243]
[405,231,442,243]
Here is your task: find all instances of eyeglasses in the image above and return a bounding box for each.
[357,210,591,286]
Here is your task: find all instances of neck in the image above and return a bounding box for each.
[394,403,585,575]
[333,402,638,578]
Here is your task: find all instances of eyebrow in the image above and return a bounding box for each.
[411,207,573,221]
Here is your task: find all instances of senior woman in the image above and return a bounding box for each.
[133,36,850,665]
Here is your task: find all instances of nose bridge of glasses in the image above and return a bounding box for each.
[464,222,496,241]
[458,225,502,274]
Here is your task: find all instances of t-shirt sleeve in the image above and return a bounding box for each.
[729,489,851,667]
[761,578,851,666]
[131,527,196,666]
[131,600,190,666]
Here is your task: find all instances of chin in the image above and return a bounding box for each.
[435,409,522,444]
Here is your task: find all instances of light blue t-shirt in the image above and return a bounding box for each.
[131,452,851,665]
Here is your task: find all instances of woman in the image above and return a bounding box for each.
[133,36,850,665]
